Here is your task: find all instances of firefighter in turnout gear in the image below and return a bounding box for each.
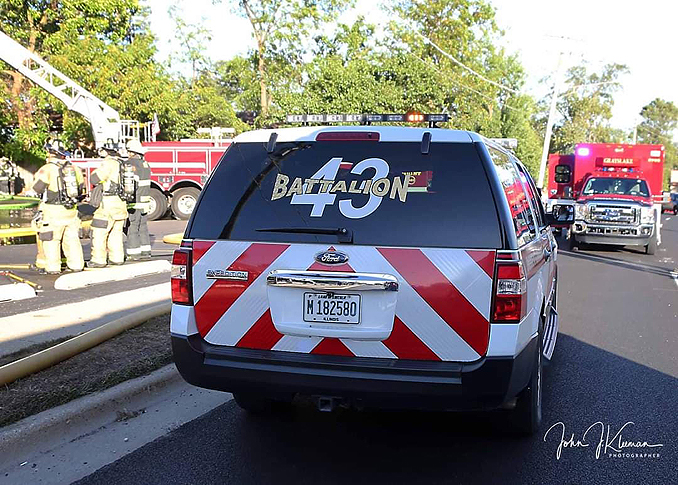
[88,141,129,268]
[0,157,16,194]
[1,157,24,195]
[125,139,152,260]
[30,210,47,272]
[31,139,85,274]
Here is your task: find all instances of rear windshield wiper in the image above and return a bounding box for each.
[256,226,353,243]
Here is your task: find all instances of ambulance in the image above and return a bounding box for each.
[547,143,664,254]
[170,114,570,434]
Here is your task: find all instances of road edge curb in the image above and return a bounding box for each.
[0,363,180,455]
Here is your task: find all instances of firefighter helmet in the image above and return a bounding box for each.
[126,139,147,155]
[45,138,68,158]
[101,138,122,155]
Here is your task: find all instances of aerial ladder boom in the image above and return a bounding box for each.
[0,30,125,148]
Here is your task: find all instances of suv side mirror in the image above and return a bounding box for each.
[545,204,574,226]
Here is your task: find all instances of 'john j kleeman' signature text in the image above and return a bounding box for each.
[543,421,663,459]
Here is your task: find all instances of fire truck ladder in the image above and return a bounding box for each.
[0,30,134,148]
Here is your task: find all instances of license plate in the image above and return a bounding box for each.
[303,292,360,324]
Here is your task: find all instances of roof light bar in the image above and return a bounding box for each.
[285,113,450,124]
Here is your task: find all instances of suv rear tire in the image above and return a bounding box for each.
[510,330,543,435]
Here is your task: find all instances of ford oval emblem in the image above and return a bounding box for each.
[314,250,349,265]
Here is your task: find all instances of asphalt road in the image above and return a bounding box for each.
[0,219,185,316]
[76,215,677,485]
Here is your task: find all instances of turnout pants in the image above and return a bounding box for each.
[91,216,126,265]
[31,217,46,270]
[39,217,84,273]
[91,196,128,265]
[126,209,151,257]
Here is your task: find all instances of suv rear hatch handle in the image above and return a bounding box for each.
[267,270,399,292]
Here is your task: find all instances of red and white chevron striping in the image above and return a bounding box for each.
[191,240,495,362]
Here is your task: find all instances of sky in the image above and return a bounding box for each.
[146,0,678,138]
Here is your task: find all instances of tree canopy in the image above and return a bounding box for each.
[549,63,629,155]
[637,98,678,189]
[0,0,244,167]
[0,0,675,187]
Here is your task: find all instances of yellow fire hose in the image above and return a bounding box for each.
[0,271,42,290]
[0,263,30,270]
[0,227,37,239]
[162,233,183,245]
[0,302,170,386]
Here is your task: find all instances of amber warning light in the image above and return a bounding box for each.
[406,111,425,122]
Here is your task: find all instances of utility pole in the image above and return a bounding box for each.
[537,52,566,189]
[633,124,638,144]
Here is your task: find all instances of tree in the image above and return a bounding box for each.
[167,3,213,83]
[212,56,260,114]
[637,98,678,190]
[382,0,543,172]
[549,63,629,154]
[0,1,178,165]
[164,2,248,134]
[638,98,678,140]
[217,0,352,121]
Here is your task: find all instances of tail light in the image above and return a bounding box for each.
[492,254,527,322]
[171,248,192,305]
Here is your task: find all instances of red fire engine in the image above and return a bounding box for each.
[72,140,231,220]
[546,143,665,254]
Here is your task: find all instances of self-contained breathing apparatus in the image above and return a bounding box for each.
[44,138,82,209]
[101,158,137,202]
[119,161,137,203]
[100,141,137,203]
[56,161,82,209]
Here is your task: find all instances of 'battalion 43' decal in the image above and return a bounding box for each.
[271,157,410,219]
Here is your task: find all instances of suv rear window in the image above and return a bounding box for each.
[188,140,502,249]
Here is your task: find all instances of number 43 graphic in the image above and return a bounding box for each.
[290,157,390,219]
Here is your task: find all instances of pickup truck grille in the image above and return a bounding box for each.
[588,204,637,224]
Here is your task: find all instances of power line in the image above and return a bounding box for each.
[637,124,676,143]
[561,80,622,95]
[410,29,523,96]
[411,55,524,112]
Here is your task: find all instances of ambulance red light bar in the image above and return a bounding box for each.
[600,167,634,173]
[285,113,449,124]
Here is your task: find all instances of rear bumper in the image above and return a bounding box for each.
[171,333,537,411]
